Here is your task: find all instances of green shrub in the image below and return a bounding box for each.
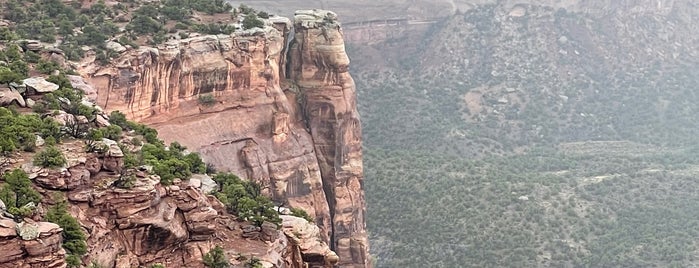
[23,50,41,63]
[198,94,217,106]
[120,143,139,169]
[242,13,264,30]
[33,145,67,168]
[213,173,281,226]
[114,173,136,189]
[206,163,217,174]
[0,67,23,85]
[127,6,163,35]
[290,208,314,223]
[8,60,29,77]
[0,169,41,218]
[0,27,18,41]
[103,125,123,140]
[153,158,191,185]
[192,23,235,35]
[44,137,57,146]
[118,36,139,49]
[45,197,87,263]
[203,245,229,268]
[237,4,256,15]
[86,128,105,141]
[108,111,129,129]
[0,108,62,155]
[65,254,81,268]
[245,257,263,268]
[36,59,62,74]
[257,11,270,19]
[131,137,142,146]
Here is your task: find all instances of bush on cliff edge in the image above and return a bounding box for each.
[213,173,281,227]
[0,169,41,218]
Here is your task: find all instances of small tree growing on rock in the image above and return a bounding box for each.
[45,196,87,268]
[33,145,67,168]
[203,245,229,268]
[0,169,41,218]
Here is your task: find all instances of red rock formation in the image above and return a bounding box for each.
[289,10,370,268]
[82,10,370,267]
[0,219,66,268]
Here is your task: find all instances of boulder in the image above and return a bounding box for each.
[26,98,35,107]
[95,114,111,127]
[96,138,124,172]
[188,178,202,188]
[34,135,44,147]
[260,221,279,242]
[191,174,218,194]
[0,87,25,107]
[281,215,338,266]
[68,75,98,102]
[16,221,40,240]
[51,110,75,126]
[8,82,25,94]
[23,77,59,94]
[106,41,127,53]
[24,40,42,51]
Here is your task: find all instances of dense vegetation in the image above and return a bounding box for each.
[212,173,281,226]
[33,145,67,168]
[352,4,699,267]
[0,107,61,154]
[1,0,265,64]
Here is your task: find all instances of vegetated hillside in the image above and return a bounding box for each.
[353,3,699,267]
[0,0,268,65]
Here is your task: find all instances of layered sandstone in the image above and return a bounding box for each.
[0,218,66,268]
[82,19,334,244]
[289,10,369,268]
[82,10,369,268]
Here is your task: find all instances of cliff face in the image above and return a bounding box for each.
[289,10,369,268]
[83,10,369,268]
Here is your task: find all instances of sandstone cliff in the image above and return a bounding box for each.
[82,10,370,268]
[289,10,369,268]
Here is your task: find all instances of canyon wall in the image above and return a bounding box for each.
[83,10,369,268]
[289,10,369,268]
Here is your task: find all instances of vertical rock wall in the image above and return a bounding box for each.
[289,10,370,268]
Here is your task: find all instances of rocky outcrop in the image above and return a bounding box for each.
[0,86,25,107]
[23,77,59,94]
[84,9,370,267]
[282,215,339,267]
[0,218,66,268]
[289,10,370,268]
